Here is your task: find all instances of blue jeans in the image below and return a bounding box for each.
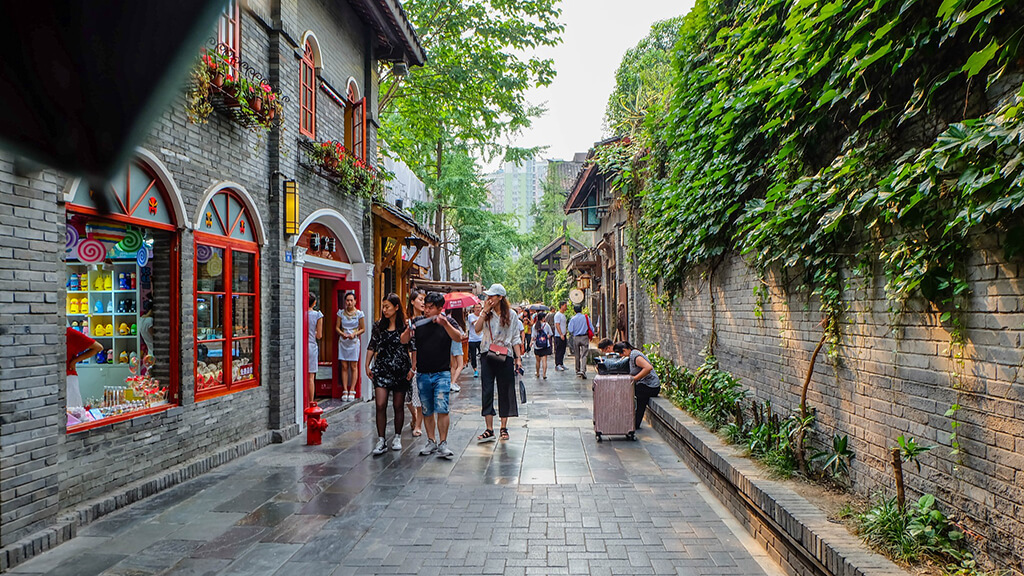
[417,371,451,416]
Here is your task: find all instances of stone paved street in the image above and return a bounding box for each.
[10,354,780,576]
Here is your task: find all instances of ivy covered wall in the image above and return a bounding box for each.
[619,0,1024,570]
[638,235,1024,570]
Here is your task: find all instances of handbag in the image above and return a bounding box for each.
[586,314,594,340]
[485,321,509,362]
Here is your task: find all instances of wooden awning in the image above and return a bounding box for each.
[371,202,439,246]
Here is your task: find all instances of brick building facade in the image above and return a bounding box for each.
[0,0,423,567]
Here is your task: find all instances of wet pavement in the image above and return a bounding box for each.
[10,354,780,576]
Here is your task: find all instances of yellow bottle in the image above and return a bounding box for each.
[93,322,104,336]
[68,298,78,314]
[104,273,113,291]
[94,274,103,290]
[105,324,114,337]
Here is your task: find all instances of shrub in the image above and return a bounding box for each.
[857,494,965,565]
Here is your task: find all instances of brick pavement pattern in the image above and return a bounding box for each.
[9,355,772,576]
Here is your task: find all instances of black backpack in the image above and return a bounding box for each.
[534,326,550,349]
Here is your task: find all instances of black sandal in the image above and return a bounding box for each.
[499,428,509,440]
[477,429,496,443]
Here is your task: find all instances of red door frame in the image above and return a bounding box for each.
[335,280,362,399]
[302,268,349,406]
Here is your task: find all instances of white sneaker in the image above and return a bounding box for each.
[372,437,387,455]
[451,383,461,392]
[436,441,454,459]
[391,437,402,451]
[419,439,437,456]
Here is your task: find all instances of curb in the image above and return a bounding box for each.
[648,398,907,576]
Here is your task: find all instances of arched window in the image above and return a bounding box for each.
[300,41,317,138]
[194,189,260,401]
[346,80,365,160]
[64,159,183,431]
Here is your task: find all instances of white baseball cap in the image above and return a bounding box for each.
[483,283,507,297]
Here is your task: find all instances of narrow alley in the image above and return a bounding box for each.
[10,357,777,576]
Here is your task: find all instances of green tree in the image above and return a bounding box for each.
[378,0,565,278]
[412,144,521,283]
[604,15,687,139]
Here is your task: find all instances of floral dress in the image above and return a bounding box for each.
[367,324,412,392]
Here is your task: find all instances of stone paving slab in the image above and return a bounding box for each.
[8,355,780,576]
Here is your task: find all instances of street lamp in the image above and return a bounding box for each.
[576,273,591,291]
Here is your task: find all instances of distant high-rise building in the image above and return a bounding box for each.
[483,158,548,233]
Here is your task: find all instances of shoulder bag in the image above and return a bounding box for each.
[485,320,509,362]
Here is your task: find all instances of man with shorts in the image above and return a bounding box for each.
[405,292,464,458]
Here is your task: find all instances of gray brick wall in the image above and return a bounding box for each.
[1,0,381,550]
[638,236,1024,569]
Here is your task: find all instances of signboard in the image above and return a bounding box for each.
[297,223,349,263]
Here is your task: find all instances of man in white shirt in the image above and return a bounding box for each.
[565,304,592,378]
[553,302,568,371]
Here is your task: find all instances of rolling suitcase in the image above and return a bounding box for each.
[592,374,636,442]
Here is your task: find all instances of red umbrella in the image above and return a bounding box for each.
[443,292,480,309]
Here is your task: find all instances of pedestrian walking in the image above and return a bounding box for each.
[306,294,324,406]
[616,302,628,342]
[406,292,463,459]
[449,322,466,392]
[366,293,414,455]
[406,290,425,436]
[613,341,661,432]
[467,303,482,377]
[532,311,553,379]
[336,292,365,402]
[522,309,533,352]
[473,284,524,443]
[553,301,568,371]
[566,304,593,378]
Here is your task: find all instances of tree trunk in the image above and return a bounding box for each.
[432,138,443,280]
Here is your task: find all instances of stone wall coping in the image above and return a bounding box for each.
[649,397,908,576]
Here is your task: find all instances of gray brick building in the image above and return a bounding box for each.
[0,0,424,566]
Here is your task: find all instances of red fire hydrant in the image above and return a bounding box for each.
[304,402,328,445]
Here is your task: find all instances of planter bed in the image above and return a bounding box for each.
[648,397,908,576]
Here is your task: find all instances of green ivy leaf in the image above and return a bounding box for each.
[962,40,1000,77]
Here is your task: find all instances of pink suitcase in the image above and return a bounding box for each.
[592,374,636,441]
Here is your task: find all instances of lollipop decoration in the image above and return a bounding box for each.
[136,248,150,267]
[65,223,81,250]
[196,244,213,264]
[77,238,107,264]
[207,252,223,275]
[118,228,144,252]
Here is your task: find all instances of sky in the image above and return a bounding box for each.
[492,0,695,168]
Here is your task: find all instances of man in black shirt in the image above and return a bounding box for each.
[404,292,464,458]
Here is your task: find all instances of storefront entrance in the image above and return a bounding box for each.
[303,269,361,406]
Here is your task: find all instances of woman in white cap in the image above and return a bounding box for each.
[473,284,524,442]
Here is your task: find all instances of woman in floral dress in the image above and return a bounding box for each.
[366,293,413,455]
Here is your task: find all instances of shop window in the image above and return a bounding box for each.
[195,189,260,400]
[64,161,181,432]
[300,41,317,138]
[218,0,240,68]
[345,82,365,160]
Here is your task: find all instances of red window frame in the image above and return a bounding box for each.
[346,83,366,161]
[193,191,260,402]
[300,42,317,139]
[217,0,241,72]
[65,162,182,433]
